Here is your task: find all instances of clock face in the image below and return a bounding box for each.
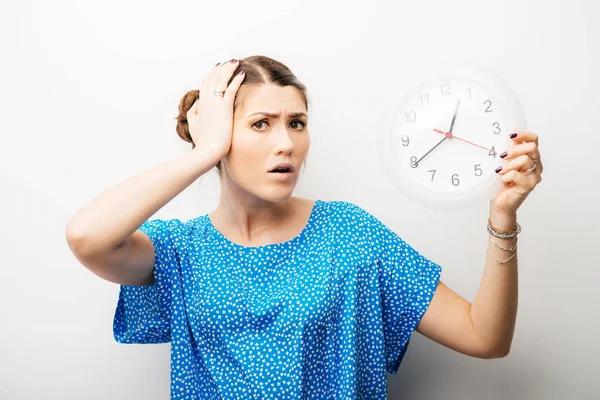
[389,75,509,195]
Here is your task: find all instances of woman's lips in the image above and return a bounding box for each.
[268,171,295,180]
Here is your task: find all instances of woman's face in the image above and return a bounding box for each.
[222,83,309,202]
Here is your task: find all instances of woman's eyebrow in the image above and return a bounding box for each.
[247,111,307,118]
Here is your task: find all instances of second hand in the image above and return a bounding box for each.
[433,129,493,152]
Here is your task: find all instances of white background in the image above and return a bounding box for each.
[1,0,598,399]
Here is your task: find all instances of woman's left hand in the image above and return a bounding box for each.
[492,131,543,215]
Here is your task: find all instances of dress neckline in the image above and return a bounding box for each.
[205,199,322,250]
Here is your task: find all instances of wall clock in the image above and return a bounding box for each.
[377,61,527,209]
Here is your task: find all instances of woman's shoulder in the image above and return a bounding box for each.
[323,199,398,240]
[321,199,375,220]
[316,199,385,234]
[139,215,212,246]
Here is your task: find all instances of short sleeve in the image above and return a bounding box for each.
[363,211,442,374]
[112,218,187,344]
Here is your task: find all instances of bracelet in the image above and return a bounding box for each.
[487,217,518,235]
[491,235,518,252]
[487,218,520,263]
[488,248,518,264]
[487,220,521,239]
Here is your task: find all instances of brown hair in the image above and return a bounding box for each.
[174,55,310,177]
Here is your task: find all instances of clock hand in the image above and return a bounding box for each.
[433,128,493,152]
[413,135,448,167]
[413,99,461,167]
[448,98,461,133]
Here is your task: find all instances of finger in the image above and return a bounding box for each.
[212,59,239,92]
[498,154,535,175]
[510,131,539,147]
[500,169,542,189]
[500,142,540,161]
[224,70,245,100]
[200,59,237,96]
[202,61,226,87]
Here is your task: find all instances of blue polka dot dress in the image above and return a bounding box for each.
[113,199,442,399]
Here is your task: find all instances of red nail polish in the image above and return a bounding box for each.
[495,166,503,173]
[500,151,508,158]
[510,133,518,139]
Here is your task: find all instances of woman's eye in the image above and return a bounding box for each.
[253,120,268,130]
[291,120,306,129]
[253,119,306,131]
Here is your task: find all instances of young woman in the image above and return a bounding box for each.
[66,55,543,399]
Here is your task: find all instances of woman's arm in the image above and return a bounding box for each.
[469,206,519,356]
[416,203,519,359]
[65,148,218,284]
[415,130,542,359]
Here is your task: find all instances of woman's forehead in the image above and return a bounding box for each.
[241,84,306,115]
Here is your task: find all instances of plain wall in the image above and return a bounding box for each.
[1,0,598,398]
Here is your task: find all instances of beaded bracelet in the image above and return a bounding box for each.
[487,218,520,264]
[487,217,519,235]
[487,218,521,239]
[491,235,518,252]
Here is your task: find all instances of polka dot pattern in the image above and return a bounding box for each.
[113,199,442,399]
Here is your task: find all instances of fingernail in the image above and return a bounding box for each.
[215,62,220,66]
[500,151,508,158]
[495,166,503,173]
[230,59,237,63]
[510,133,518,139]
[239,71,245,75]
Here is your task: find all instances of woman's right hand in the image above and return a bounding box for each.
[186,59,246,162]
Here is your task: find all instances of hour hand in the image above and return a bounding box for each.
[413,99,461,167]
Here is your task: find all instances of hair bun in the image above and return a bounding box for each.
[175,89,199,149]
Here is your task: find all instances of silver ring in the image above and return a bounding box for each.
[523,163,537,175]
[213,89,225,97]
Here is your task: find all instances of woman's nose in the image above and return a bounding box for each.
[273,128,295,151]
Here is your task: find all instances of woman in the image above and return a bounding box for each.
[66,55,543,399]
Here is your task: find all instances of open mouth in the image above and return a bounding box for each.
[268,163,295,174]
[269,167,293,173]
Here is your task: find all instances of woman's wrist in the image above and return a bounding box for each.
[489,201,518,233]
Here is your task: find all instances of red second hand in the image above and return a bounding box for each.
[433,129,492,152]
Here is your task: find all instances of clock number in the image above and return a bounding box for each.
[489,146,497,158]
[419,93,430,105]
[484,100,493,112]
[404,111,416,123]
[474,164,482,176]
[451,173,460,186]
[439,83,452,96]
[401,135,410,146]
[410,156,418,168]
[492,122,501,135]
[466,87,472,99]
[429,169,436,182]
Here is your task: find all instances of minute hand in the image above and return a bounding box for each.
[414,135,448,167]
[414,98,460,167]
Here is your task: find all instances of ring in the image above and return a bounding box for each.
[531,156,541,164]
[213,89,225,97]
[523,163,537,175]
